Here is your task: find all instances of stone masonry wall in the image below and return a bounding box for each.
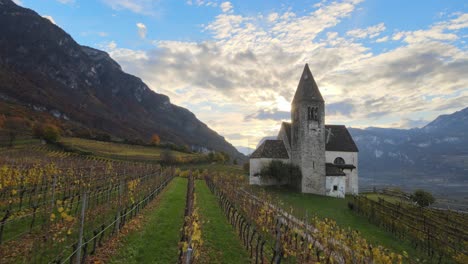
[291,101,326,194]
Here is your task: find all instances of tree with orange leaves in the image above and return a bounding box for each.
[150,133,161,145]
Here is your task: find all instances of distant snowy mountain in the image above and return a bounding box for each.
[348,107,468,195]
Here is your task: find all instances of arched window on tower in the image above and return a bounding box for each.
[308,107,319,121]
[313,107,318,121]
[334,157,345,165]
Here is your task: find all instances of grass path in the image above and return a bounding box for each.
[256,186,426,260]
[110,178,187,264]
[195,180,251,264]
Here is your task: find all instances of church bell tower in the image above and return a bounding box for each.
[291,64,326,194]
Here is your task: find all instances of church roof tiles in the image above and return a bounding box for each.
[292,64,324,104]
[280,122,358,153]
[324,125,359,152]
[250,140,289,159]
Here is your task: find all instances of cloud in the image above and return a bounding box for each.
[347,23,385,39]
[101,2,468,148]
[56,0,74,4]
[398,118,430,129]
[220,2,233,13]
[12,0,22,5]
[375,36,388,43]
[42,15,56,25]
[136,23,147,39]
[326,102,355,117]
[101,0,160,15]
[187,0,217,7]
[393,14,468,43]
[245,109,290,121]
[81,31,109,37]
[267,13,279,22]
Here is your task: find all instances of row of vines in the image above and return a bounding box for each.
[0,148,175,263]
[205,172,405,264]
[350,196,467,263]
[178,173,202,263]
[206,175,276,263]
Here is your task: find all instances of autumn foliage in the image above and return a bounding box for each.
[33,123,61,143]
[150,134,161,145]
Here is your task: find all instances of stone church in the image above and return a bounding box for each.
[249,64,359,198]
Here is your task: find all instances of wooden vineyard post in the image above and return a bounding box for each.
[186,247,192,264]
[273,218,283,264]
[76,191,87,264]
[115,170,124,233]
[50,174,57,214]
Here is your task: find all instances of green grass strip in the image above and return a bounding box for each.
[110,177,187,264]
[195,180,250,264]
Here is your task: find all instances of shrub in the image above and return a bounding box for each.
[260,160,301,187]
[97,133,111,142]
[33,123,61,143]
[410,189,435,207]
[243,162,250,173]
[179,169,191,178]
[160,149,176,164]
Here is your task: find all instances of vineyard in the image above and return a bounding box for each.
[1,141,466,263]
[204,172,406,264]
[59,137,197,163]
[350,195,468,263]
[0,147,174,263]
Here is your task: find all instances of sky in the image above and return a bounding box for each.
[14,0,468,152]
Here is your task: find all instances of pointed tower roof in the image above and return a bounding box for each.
[292,64,324,104]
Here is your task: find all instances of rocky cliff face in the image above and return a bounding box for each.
[0,0,244,161]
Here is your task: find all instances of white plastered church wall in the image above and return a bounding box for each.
[325,151,359,195]
[325,176,346,198]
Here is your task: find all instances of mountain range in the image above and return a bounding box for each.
[348,107,468,196]
[251,107,468,198]
[0,0,244,161]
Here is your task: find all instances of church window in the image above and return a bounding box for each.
[334,157,345,165]
[308,107,319,121]
[333,185,338,191]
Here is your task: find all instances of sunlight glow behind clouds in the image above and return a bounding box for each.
[102,0,468,148]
